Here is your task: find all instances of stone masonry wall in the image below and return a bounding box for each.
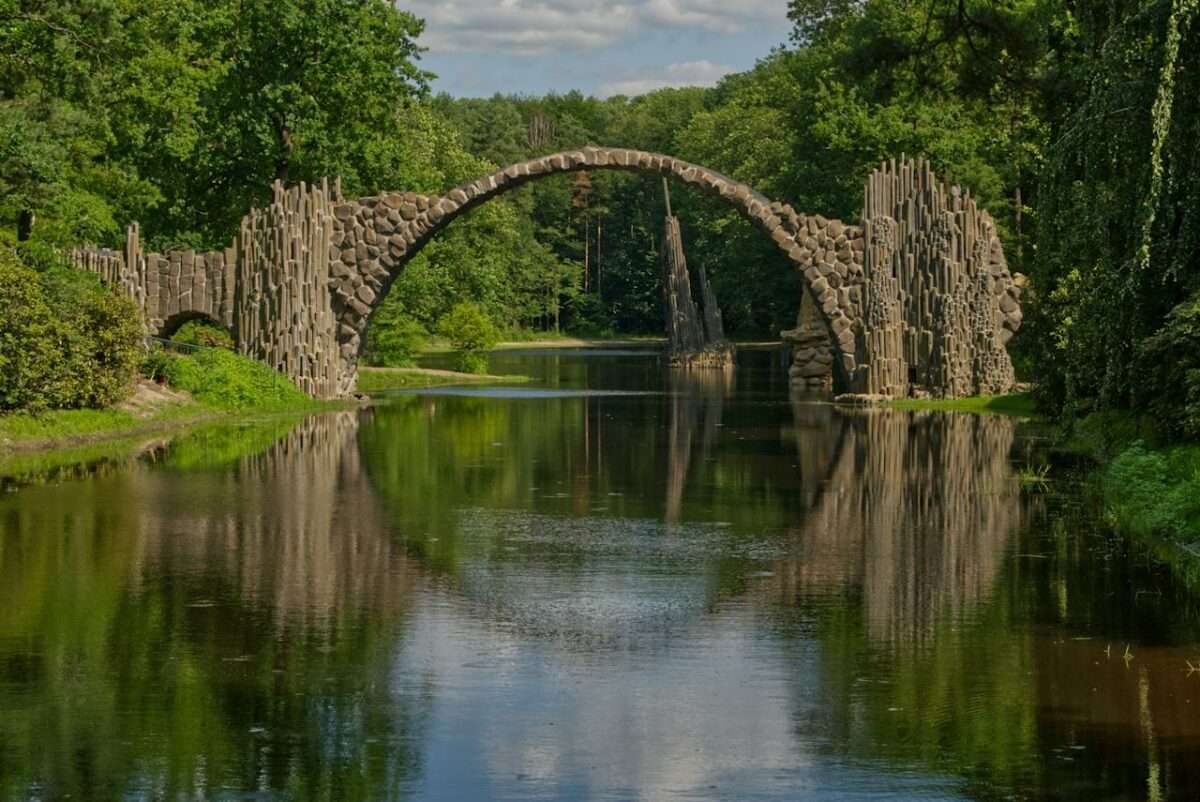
[72,179,344,399]
[784,158,1024,397]
[71,148,1022,400]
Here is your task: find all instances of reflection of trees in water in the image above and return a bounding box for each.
[765,401,1040,796]
[0,413,429,802]
[765,402,1022,646]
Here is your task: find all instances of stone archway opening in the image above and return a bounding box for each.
[330,148,865,397]
[159,311,232,342]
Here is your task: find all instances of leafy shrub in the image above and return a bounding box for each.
[0,250,143,413]
[0,253,72,412]
[161,348,309,410]
[1103,442,1200,541]
[1137,292,1200,438]
[366,309,426,367]
[141,348,176,383]
[172,319,234,349]
[66,285,145,407]
[437,302,498,374]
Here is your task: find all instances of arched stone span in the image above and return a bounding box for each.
[329,147,866,394]
[71,151,1024,400]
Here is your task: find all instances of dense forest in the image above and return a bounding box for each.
[1,0,1197,432]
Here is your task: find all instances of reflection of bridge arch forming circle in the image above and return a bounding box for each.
[760,404,1025,646]
[71,153,1023,400]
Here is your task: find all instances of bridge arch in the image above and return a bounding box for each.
[72,153,1023,400]
[330,147,865,393]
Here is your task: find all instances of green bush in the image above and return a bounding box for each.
[171,320,234,350]
[66,285,145,407]
[0,253,72,412]
[141,348,175,383]
[161,348,309,411]
[437,302,498,374]
[1103,442,1200,541]
[1137,292,1200,438]
[366,309,426,367]
[0,250,143,413]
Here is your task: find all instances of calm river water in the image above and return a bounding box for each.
[3,347,1200,801]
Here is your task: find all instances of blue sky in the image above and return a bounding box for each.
[403,0,792,98]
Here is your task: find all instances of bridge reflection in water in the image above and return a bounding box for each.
[767,401,1023,646]
[3,369,1200,799]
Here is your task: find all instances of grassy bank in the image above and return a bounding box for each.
[1065,411,1200,547]
[357,367,532,392]
[416,334,665,355]
[0,402,202,448]
[1,347,337,453]
[887,393,1038,417]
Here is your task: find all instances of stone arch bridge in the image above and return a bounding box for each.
[72,147,1023,399]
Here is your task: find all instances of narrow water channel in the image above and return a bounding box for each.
[2,347,1199,800]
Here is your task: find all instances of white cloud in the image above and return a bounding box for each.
[597,60,733,97]
[405,0,783,55]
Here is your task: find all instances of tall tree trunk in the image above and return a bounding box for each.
[1014,184,1023,263]
[16,210,34,242]
[275,122,293,183]
[597,215,603,294]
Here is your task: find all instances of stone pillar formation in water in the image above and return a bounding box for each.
[785,158,1025,398]
[660,179,734,368]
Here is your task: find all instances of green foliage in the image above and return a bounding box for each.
[0,253,73,412]
[141,349,176,384]
[1033,0,1200,423]
[1103,442,1200,541]
[66,282,146,408]
[171,320,234,350]
[437,303,499,374]
[1136,291,1200,437]
[0,0,428,249]
[365,308,426,368]
[0,250,142,413]
[160,349,310,411]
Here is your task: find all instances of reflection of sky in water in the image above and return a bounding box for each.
[394,588,967,801]
[387,506,967,800]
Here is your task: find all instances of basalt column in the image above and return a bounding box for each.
[661,213,707,356]
[235,180,342,399]
[660,179,734,368]
[855,159,1025,398]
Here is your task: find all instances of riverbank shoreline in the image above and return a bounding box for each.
[0,391,344,456]
[821,392,1040,417]
[1,362,536,457]
[357,366,532,391]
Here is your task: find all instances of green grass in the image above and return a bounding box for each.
[0,403,200,446]
[356,367,532,392]
[162,349,318,411]
[1,348,339,452]
[888,393,1038,416]
[1054,409,1200,555]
